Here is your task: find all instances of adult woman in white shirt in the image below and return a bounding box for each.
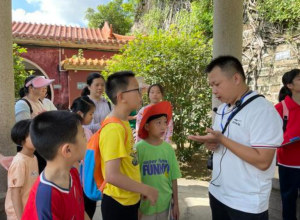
[81,72,111,133]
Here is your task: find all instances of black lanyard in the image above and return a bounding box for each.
[221,94,264,134]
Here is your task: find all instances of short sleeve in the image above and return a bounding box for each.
[170,147,182,180]
[8,160,26,188]
[100,124,127,162]
[15,100,31,122]
[248,106,283,148]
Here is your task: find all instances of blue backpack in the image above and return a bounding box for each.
[80,117,128,201]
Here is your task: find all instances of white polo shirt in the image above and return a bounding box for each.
[209,91,283,214]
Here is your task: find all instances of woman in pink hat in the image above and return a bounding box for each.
[15,75,54,121]
[14,75,54,173]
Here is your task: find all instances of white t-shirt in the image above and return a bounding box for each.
[42,98,57,111]
[209,91,283,214]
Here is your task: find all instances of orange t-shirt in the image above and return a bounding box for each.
[5,153,39,220]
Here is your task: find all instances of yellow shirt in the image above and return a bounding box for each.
[100,120,141,206]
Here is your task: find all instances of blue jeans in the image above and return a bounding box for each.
[209,193,268,220]
[279,165,300,220]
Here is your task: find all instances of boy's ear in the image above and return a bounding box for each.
[61,144,72,158]
[116,92,126,104]
[144,123,149,131]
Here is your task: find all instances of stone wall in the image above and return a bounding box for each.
[242,28,300,104]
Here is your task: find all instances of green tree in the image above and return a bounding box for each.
[13,43,30,99]
[85,0,135,35]
[135,0,213,38]
[105,30,212,161]
[257,0,300,28]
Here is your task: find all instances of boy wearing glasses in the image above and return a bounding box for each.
[100,71,158,220]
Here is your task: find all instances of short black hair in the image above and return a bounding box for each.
[147,84,164,98]
[146,114,167,124]
[30,111,82,161]
[205,55,246,81]
[70,96,96,117]
[106,71,135,104]
[11,119,32,146]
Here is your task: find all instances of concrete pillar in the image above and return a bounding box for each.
[212,0,244,110]
[0,0,16,218]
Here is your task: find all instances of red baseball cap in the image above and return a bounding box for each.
[138,101,173,139]
[25,76,54,88]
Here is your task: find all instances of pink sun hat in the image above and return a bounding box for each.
[25,76,55,88]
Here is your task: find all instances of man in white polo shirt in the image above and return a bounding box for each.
[189,55,283,220]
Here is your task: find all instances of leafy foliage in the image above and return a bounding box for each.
[85,0,135,35]
[257,0,300,27]
[136,0,213,38]
[13,44,30,99]
[105,30,212,155]
[72,49,84,59]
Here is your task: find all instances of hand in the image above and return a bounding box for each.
[205,142,220,151]
[143,185,158,206]
[0,155,14,170]
[172,203,180,220]
[188,128,223,144]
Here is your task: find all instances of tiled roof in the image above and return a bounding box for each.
[12,21,134,50]
[61,57,108,71]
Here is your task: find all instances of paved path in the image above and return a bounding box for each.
[94,178,284,220]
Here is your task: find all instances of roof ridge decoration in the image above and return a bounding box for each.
[60,56,109,71]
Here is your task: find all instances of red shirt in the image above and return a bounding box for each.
[22,168,84,220]
[275,96,300,167]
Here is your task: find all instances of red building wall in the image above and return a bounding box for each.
[21,46,116,109]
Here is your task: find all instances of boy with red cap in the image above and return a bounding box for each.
[136,101,181,220]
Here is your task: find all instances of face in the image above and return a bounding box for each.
[23,135,35,150]
[88,78,105,98]
[41,87,48,99]
[120,77,142,110]
[145,116,168,139]
[149,86,163,104]
[208,66,240,104]
[29,86,44,98]
[71,125,87,161]
[83,107,95,125]
[288,74,300,94]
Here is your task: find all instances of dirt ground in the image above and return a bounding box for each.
[179,152,212,181]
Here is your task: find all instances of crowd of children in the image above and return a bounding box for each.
[4,71,180,220]
[2,62,299,220]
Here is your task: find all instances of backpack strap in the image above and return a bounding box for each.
[282,100,289,132]
[19,99,33,114]
[101,117,128,143]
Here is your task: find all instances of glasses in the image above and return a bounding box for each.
[121,87,142,95]
[114,87,142,100]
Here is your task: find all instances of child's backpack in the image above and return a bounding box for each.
[80,117,128,201]
[282,100,289,132]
